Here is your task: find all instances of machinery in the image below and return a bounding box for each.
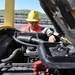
[38,0,75,75]
[0,0,75,75]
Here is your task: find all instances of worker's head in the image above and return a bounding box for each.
[26,10,40,30]
[26,10,40,22]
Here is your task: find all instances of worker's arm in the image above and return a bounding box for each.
[41,27,57,42]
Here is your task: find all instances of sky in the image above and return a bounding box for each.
[0,0,45,13]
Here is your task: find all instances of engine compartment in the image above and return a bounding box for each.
[0,27,75,75]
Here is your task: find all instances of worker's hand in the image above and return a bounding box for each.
[48,35,56,42]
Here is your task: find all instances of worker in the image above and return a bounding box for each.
[20,10,56,75]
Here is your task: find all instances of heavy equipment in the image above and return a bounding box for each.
[1,0,75,75]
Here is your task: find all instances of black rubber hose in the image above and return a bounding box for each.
[13,35,45,46]
[1,48,21,63]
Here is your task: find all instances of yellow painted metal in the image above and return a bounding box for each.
[71,10,75,19]
[61,37,72,44]
[4,0,14,28]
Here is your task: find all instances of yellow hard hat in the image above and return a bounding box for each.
[26,10,40,22]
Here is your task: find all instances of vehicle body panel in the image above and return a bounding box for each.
[39,0,75,45]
